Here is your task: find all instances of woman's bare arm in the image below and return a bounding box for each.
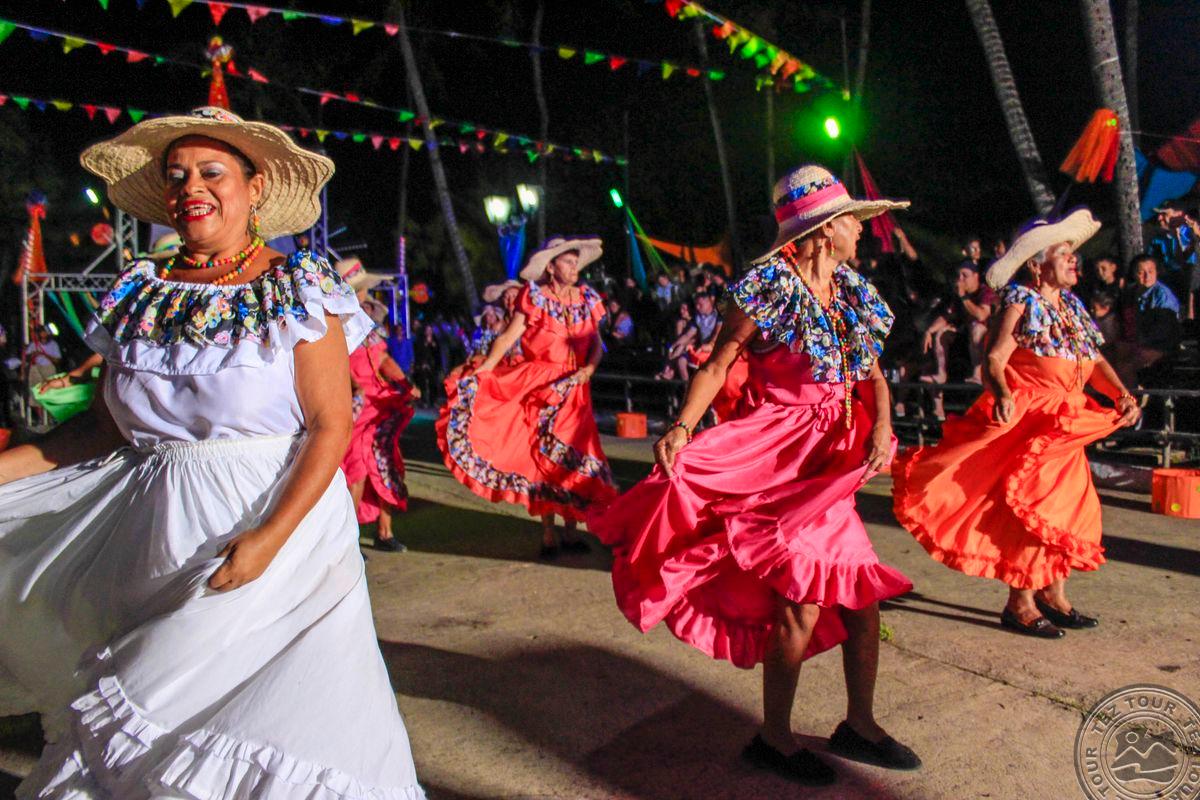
[476,312,527,373]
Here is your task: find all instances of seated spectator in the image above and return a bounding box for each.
[1114,255,1182,388]
[601,297,635,347]
[660,291,721,380]
[652,272,681,313]
[1079,255,1123,306]
[1148,200,1198,318]
[670,300,693,339]
[918,261,995,419]
[1089,290,1121,362]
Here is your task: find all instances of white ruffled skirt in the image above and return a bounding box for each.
[0,434,424,799]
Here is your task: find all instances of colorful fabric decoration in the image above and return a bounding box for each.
[1001,284,1104,361]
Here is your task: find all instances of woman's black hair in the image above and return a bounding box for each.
[161,134,257,179]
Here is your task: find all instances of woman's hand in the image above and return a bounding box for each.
[653,426,689,476]
[865,423,892,473]
[1116,394,1141,427]
[208,527,284,592]
[568,366,595,385]
[409,385,423,400]
[922,330,934,353]
[38,376,73,393]
[993,393,1016,424]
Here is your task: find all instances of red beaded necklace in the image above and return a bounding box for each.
[159,235,265,285]
[793,266,855,429]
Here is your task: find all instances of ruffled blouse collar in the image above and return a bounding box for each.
[85,249,373,376]
[731,256,893,383]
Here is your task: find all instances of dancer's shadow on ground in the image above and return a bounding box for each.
[380,640,909,800]
[0,713,43,800]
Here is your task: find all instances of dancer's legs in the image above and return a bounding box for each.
[840,602,887,741]
[761,598,820,752]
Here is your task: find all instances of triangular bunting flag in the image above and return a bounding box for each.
[51,100,72,111]
[557,47,575,59]
[709,70,725,81]
[281,11,303,21]
[0,95,7,106]
[32,100,47,111]
[298,128,310,138]
[526,151,538,163]
[429,118,444,130]
[81,103,97,119]
[344,92,361,102]
[388,137,400,150]
[370,135,383,149]
[319,16,341,25]
[661,62,676,79]
[608,56,627,71]
[583,51,604,65]
[686,67,701,77]
[0,21,15,46]
[351,133,366,143]
[333,131,349,141]
[494,133,509,146]
[244,5,270,23]
[12,96,29,109]
[103,106,121,123]
[167,0,194,18]
[319,92,336,105]
[351,19,373,35]
[458,142,469,154]
[384,23,399,36]
[397,110,415,123]
[315,130,329,142]
[126,50,148,63]
[475,129,488,140]
[407,138,423,151]
[96,42,116,56]
[209,2,229,25]
[97,0,109,8]
[62,37,87,54]
[127,108,146,122]
[247,68,268,82]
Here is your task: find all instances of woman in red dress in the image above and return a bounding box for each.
[337,258,419,553]
[589,166,920,787]
[437,237,617,557]
[893,210,1140,637]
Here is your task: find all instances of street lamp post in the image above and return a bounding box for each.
[483,185,540,280]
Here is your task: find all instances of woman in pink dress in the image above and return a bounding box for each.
[589,166,920,787]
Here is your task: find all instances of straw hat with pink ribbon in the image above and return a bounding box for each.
[753,165,910,264]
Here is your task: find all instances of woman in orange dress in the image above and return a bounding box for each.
[437,237,617,557]
[893,210,1141,638]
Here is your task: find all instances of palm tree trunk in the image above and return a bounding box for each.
[693,21,741,269]
[853,0,872,103]
[531,2,549,243]
[395,7,480,314]
[1080,0,1143,264]
[964,0,1055,216]
[1123,0,1139,139]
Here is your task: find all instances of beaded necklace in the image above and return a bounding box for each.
[793,264,855,429]
[159,236,265,285]
[1042,289,1086,388]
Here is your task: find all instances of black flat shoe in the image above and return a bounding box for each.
[741,734,837,786]
[1035,597,1099,629]
[559,538,590,554]
[828,721,922,771]
[1000,607,1064,638]
[374,536,407,553]
[538,543,560,560]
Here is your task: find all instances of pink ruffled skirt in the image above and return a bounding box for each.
[589,385,911,669]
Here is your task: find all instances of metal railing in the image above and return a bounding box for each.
[592,371,1200,466]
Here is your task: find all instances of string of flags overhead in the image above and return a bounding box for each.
[90,0,726,83]
[661,0,841,95]
[0,17,627,165]
[0,90,627,166]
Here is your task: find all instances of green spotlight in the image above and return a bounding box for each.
[823,116,842,139]
[609,188,624,208]
[84,187,101,205]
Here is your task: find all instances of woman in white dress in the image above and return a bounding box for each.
[0,106,424,799]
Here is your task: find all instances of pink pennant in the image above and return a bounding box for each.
[384,23,399,36]
[370,135,383,150]
[81,103,97,119]
[388,137,401,150]
[96,42,117,56]
[319,92,336,105]
[474,142,485,153]
[0,95,7,107]
[458,142,468,154]
[103,107,122,123]
[247,68,268,83]
[126,50,148,63]
[209,2,229,25]
[244,5,270,23]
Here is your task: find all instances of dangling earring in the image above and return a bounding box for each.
[1030,264,1042,289]
[825,238,834,255]
[248,204,262,238]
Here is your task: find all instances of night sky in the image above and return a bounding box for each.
[0,0,1197,296]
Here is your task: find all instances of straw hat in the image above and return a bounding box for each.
[80,106,334,240]
[519,235,602,282]
[984,209,1101,289]
[481,279,521,304]
[360,297,389,325]
[753,165,910,264]
[335,257,389,292]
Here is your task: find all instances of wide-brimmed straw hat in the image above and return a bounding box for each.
[519,235,602,282]
[481,280,522,304]
[753,164,910,264]
[80,106,334,240]
[360,297,389,325]
[984,208,1101,289]
[336,257,389,292]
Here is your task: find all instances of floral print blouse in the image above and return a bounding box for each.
[731,256,894,383]
[1001,284,1104,361]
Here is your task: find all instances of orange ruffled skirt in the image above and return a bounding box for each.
[892,349,1122,589]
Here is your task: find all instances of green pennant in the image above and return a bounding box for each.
[13,96,30,109]
[351,132,366,143]
[709,70,725,81]
[127,108,146,122]
[281,11,302,21]
[793,81,810,93]
[754,52,771,69]
[154,56,166,64]
[740,37,762,59]
[397,110,416,123]
[97,0,108,7]
[526,151,539,163]
[0,21,19,46]
[583,51,604,65]
[167,0,194,18]
[459,124,475,134]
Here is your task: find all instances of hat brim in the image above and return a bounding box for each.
[347,271,389,292]
[984,209,1101,290]
[751,198,910,264]
[519,238,602,282]
[481,280,522,304]
[360,298,389,325]
[80,114,335,240]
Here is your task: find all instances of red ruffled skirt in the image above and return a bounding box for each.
[437,360,617,521]
[892,350,1122,589]
[588,382,911,669]
[342,385,414,522]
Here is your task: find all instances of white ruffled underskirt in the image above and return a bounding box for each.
[0,435,424,800]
